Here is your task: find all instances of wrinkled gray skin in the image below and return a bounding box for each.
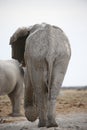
[0,59,24,116]
[10,23,71,127]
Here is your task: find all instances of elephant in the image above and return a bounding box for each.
[9,23,71,127]
[0,59,24,116]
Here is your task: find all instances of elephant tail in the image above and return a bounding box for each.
[46,58,54,100]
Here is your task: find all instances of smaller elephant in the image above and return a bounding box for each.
[0,59,24,116]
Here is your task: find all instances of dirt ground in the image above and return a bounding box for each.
[56,89,87,114]
[0,89,87,117]
[0,89,87,130]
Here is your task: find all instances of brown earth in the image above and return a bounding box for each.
[56,89,87,114]
[0,89,87,123]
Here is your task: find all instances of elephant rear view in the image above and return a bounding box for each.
[10,23,71,127]
[0,59,24,116]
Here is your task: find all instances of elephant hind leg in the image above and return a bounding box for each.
[8,82,23,117]
[46,58,70,127]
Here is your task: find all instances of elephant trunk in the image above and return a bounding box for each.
[24,61,38,122]
[25,105,38,122]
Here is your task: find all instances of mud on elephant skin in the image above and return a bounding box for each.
[0,59,24,117]
[9,23,71,127]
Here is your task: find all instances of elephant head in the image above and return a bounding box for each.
[9,24,42,66]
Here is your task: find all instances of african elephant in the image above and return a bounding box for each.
[9,23,71,127]
[0,59,24,116]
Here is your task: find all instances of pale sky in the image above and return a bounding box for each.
[0,0,87,86]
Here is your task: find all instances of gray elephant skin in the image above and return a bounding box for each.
[9,23,71,127]
[0,59,24,116]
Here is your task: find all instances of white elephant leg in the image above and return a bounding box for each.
[47,57,70,127]
[8,82,22,116]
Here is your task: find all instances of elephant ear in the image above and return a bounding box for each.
[9,27,30,66]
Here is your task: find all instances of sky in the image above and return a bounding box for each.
[0,0,87,86]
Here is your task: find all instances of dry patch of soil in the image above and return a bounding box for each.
[56,89,87,114]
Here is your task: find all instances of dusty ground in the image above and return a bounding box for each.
[0,89,87,130]
[56,89,87,114]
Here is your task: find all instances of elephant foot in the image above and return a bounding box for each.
[46,116,58,128]
[46,122,58,128]
[38,120,46,127]
[25,106,38,122]
[8,112,22,117]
